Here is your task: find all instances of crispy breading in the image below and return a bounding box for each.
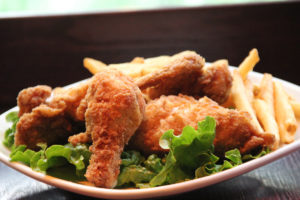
[135,52,232,104]
[17,85,52,117]
[72,69,145,188]
[14,82,89,149]
[194,60,232,104]
[15,104,84,150]
[135,51,205,100]
[129,95,274,156]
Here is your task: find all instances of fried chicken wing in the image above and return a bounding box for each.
[129,95,274,156]
[135,51,205,100]
[71,68,145,188]
[14,82,89,149]
[15,104,83,150]
[135,52,232,104]
[192,60,233,104]
[17,85,52,117]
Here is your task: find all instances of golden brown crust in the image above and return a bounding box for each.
[134,52,232,104]
[195,60,233,104]
[82,69,145,188]
[17,85,52,117]
[15,82,89,149]
[15,104,83,150]
[129,95,274,156]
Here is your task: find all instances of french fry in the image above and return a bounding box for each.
[253,99,279,149]
[257,73,275,117]
[83,57,107,74]
[290,100,300,118]
[238,48,260,80]
[244,77,254,103]
[131,57,144,64]
[109,55,171,78]
[231,70,263,132]
[274,81,297,143]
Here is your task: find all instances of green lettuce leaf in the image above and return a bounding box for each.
[242,147,270,161]
[144,154,164,173]
[117,165,156,187]
[121,150,145,167]
[3,111,19,148]
[9,143,91,177]
[150,116,217,186]
[118,151,165,188]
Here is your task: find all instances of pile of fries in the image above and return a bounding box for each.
[83,49,300,151]
[227,49,299,150]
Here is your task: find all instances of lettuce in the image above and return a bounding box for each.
[10,143,91,177]
[3,111,19,148]
[150,116,216,186]
[3,111,270,187]
[117,151,164,188]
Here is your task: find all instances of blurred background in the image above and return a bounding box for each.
[0,0,282,16]
[0,0,299,112]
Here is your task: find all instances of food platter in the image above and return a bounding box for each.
[0,67,299,199]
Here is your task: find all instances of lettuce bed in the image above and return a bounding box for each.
[3,112,269,188]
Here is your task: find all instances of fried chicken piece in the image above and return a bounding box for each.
[14,82,89,149]
[135,52,232,104]
[15,104,83,150]
[70,69,145,188]
[17,85,52,117]
[129,95,274,156]
[135,51,205,100]
[192,60,233,104]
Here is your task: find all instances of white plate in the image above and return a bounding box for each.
[0,67,300,199]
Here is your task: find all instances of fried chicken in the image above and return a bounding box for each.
[70,68,145,188]
[135,51,204,100]
[135,52,232,104]
[17,85,52,117]
[129,95,274,156]
[192,60,233,104]
[14,82,89,149]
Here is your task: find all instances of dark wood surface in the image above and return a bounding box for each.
[0,1,300,199]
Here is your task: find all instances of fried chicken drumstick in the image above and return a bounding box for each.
[129,95,274,156]
[69,68,145,188]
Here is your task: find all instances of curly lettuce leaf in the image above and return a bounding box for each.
[117,165,156,187]
[242,147,270,161]
[150,116,216,186]
[121,150,145,167]
[10,143,91,177]
[195,148,242,178]
[117,151,165,188]
[144,154,164,173]
[3,111,19,148]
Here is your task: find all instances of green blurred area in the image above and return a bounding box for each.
[0,0,282,14]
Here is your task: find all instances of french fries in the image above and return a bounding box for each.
[238,48,260,80]
[290,100,300,118]
[231,70,263,132]
[231,48,299,149]
[257,74,275,117]
[244,77,254,103]
[253,99,280,149]
[84,55,172,79]
[274,81,297,143]
[83,57,107,74]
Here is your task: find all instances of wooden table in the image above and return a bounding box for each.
[0,1,300,199]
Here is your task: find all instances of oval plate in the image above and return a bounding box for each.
[0,68,300,199]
